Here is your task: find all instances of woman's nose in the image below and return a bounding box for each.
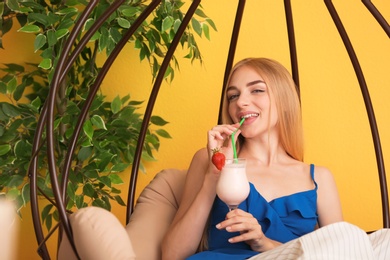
[236,93,249,107]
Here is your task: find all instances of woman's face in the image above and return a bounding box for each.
[226,65,278,138]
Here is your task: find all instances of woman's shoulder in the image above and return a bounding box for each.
[186,147,209,176]
[193,147,209,160]
[287,161,334,181]
[310,164,337,187]
[311,164,333,177]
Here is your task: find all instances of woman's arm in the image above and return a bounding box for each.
[315,166,344,227]
[162,124,239,259]
[161,148,218,259]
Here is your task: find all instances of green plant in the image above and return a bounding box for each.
[0,0,215,230]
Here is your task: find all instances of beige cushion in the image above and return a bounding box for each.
[126,168,187,260]
[58,206,136,260]
[0,200,18,260]
[58,168,186,260]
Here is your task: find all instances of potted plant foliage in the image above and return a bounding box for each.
[0,0,216,231]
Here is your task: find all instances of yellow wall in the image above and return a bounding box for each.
[1,0,389,259]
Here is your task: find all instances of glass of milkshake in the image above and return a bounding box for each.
[216,158,249,211]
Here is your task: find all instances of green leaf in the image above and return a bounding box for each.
[84,169,99,179]
[0,144,11,156]
[6,0,20,11]
[4,63,25,72]
[66,199,74,210]
[45,214,52,231]
[121,6,139,17]
[6,188,20,200]
[206,18,217,31]
[83,18,94,32]
[110,163,129,172]
[109,174,124,185]
[55,7,78,15]
[2,103,20,117]
[18,24,41,33]
[14,140,30,157]
[151,115,169,126]
[83,120,94,141]
[134,37,142,49]
[111,95,121,114]
[203,23,210,40]
[21,183,30,205]
[34,34,46,52]
[92,198,108,210]
[75,195,84,209]
[38,58,52,69]
[13,83,26,101]
[40,47,53,59]
[98,27,109,52]
[55,29,69,40]
[41,204,53,221]
[66,182,76,201]
[47,29,57,47]
[173,19,181,33]
[52,209,59,222]
[195,9,208,18]
[83,182,95,198]
[91,115,107,130]
[7,76,17,93]
[78,146,92,161]
[65,0,78,6]
[111,187,121,194]
[117,17,130,29]
[31,97,41,111]
[0,125,5,136]
[191,18,202,37]
[57,18,75,31]
[28,13,50,27]
[114,195,126,206]
[98,176,111,188]
[156,129,171,138]
[0,82,7,94]
[109,27,122,44]
[90,31,100,42]
[161,16,174,32]
[6,175,24,187]
[141,151,156,162]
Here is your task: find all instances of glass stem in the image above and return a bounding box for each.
[228,205,238,211]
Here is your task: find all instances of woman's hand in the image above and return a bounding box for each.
[207,123,241,167]
[216,209,281,252]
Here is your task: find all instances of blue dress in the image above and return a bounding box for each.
[187,164,318,259]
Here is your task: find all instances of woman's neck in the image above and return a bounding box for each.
[238,137,289,166]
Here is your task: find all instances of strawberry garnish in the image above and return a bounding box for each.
[211,148,225,170]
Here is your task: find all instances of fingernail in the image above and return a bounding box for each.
[216,224,221,229]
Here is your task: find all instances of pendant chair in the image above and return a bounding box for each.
[29,0,389,259]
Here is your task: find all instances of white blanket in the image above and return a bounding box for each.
[249,222,390,260]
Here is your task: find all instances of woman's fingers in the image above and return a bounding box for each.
[216,209,252,230]
[207,124,240,157]
[216,209,263,244]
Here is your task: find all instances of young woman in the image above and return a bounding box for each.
[161,57,344,259]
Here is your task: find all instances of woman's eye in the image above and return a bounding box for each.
[252,89,265,93]
[227,94,239,101]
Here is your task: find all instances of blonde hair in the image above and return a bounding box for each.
[221,57,304,161]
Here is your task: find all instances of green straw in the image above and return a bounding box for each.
[232,117,246,160]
